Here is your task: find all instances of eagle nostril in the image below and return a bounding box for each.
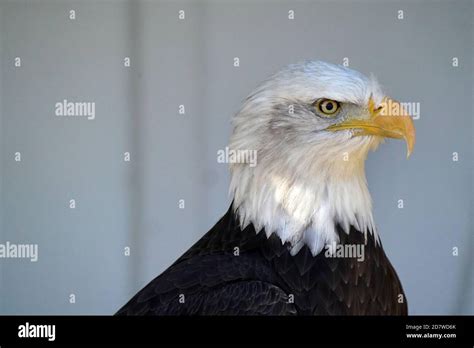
[374,105,384,115]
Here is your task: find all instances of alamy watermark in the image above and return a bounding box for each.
[18,322,55,341]
[55,99,95,120]
[217,146,257,167]
[0,241,38,262]
[324,242,365,262]
[380,99,420,120]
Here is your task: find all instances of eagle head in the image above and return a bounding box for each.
[229,60,415,256]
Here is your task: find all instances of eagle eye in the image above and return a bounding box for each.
[313,99,340,117]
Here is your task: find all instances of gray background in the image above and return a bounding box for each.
[0,0,472,314]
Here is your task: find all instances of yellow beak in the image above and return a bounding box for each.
[326,97,416,157]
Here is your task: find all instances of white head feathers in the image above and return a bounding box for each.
[229,61,385,256]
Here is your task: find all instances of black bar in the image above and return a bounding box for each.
[0,315,473,345]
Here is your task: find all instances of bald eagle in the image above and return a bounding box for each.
[117,61,415,315]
